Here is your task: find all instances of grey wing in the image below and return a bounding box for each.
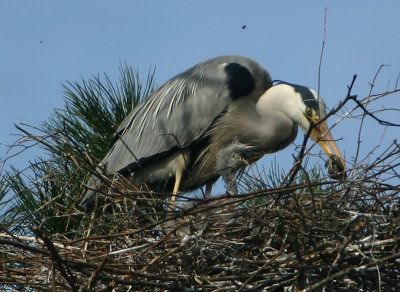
[101,55,268,174]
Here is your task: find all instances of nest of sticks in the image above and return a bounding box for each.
[1,149,400,291]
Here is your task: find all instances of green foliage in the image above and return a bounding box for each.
[238,158,286,193]
[1,63,155,235]
[44,63,155,161]
[239,157,325,192]
[3,159,81,236]
[238,157,329,208]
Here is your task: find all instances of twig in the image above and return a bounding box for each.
[317,7,327,97]
[301,252,400,292]
[33,227,78,291]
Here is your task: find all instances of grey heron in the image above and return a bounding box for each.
[80,55,345,210]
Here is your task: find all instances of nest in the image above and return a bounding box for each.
[1,162,400,291]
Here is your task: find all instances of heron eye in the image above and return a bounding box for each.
[305,107,313,118]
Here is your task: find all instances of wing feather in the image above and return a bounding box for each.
[101,55,271,174]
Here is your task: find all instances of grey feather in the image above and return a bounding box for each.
[103,55,271,174]
[216,142,254,195]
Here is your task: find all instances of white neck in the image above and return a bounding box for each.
[256,84,310,132]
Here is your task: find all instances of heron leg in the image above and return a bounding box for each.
[169,168,183,211]
[204,182,213,199]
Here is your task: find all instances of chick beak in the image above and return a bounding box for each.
[310,120,346,174]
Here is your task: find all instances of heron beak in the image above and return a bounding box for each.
[310,121,346,171]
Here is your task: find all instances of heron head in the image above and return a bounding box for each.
[269,82,346,176]
[296,84,346,176]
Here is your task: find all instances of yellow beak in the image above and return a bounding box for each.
[310,121,346,172]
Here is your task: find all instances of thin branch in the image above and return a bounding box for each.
[33,228,78,291]
[317,7,327,97]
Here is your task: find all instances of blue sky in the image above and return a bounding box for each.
[1,1,399,194]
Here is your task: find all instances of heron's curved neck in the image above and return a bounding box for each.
[224,98,297,152]
[256,85,309,131]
